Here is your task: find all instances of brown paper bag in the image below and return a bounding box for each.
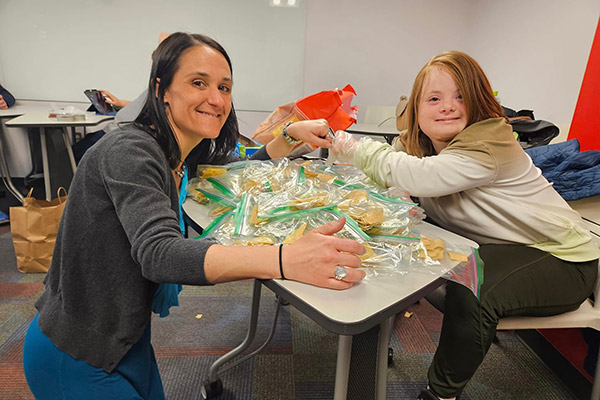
[252,102,308,145]
[252,85,358,145]
[9,188,67,273]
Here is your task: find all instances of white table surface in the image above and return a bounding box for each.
[6,112,113,127]
[0,99,92,118]
[569,195,600,224]
[183,198,478,331]
[0,106,29,118]
[0,101,49,118]
[569,195,600,243]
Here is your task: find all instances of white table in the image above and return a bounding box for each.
[6,112,113,200]
[182,198,478,399]
[0,100,63,118]
[0,101,56,202]
[569,195,600,244]
[0,108,26,202]
[346,123,400,145]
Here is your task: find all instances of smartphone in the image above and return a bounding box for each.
[84,89,115,114]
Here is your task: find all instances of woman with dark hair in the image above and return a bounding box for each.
[332,51,599,399]
[22,32,366,399]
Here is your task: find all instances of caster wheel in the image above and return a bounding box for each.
[201,378,223,399]
[387,347,394,366]
[277,296,289,306]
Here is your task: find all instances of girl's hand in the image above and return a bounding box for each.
[282,217,366,290]
[286,119,333,149]
[329,130,359,164]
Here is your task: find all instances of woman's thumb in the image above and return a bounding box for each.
[311,217,346,236]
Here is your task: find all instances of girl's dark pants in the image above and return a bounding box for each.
[428,244,598,398]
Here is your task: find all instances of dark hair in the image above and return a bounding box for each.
[400,51,505,157]
[135,32,239,174]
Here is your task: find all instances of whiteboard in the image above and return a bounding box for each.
[0,0,306,111]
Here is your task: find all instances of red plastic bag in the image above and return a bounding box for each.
[252,84,358,145]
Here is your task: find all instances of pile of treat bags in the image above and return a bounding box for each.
[187,158,482,295]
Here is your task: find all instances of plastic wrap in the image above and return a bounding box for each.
[190,158,479,295]
[394,229,483,298]
[240,158,299,195]
[444,244,484,299]
[189,186,237,217]
[199,204,370,248]
[326,130,359,165]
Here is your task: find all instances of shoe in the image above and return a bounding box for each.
[417,388,440,400]
[418,388,461,400]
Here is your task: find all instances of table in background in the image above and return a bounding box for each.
[569,195,600,243]
[346,123,400,145]
[182,198,477,399]
[0,101,54,202]
[6,112,113,200]
[0,100,65,118]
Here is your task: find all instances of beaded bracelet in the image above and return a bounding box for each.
[282,122,301,145]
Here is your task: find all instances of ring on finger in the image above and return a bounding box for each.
[334,266,348,281]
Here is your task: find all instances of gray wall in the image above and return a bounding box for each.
[1,0,598,136]
[0,0,306,111]
[304,0,600,126]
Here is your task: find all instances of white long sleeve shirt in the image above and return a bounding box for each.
[354,118,599,262]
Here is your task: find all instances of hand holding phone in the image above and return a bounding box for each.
[84,89,115,114]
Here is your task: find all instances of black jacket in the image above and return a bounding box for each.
[0,84,15,107]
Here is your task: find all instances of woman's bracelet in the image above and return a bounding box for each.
[278,244,286,280]
[282,122,302,145]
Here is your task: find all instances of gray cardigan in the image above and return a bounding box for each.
[35,125,268,372]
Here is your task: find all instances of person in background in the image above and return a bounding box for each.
[22,32,366,399]
[100,89,131,109]
[106,89,146,130]
[72,89,144,164]
[0,83,15,109]
[331,51,599,400]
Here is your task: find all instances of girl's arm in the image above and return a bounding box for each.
[354,138,496,197]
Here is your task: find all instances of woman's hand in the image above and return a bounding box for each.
[205,217,365,289]
[265,119,333,159]
[282,217,366,290]
[0,95,7,110]
[100,90,131,108]
[285,119,333,149]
